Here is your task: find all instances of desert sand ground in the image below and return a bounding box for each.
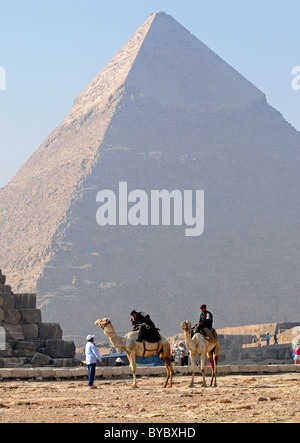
[0,373,299,423]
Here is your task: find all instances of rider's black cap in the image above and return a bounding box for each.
[200,304,207,309]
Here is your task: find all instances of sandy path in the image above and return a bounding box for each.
[0,373,299,423]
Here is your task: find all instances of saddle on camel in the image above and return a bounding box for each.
[130,310,161,356]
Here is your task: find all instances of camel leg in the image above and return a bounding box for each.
[165,359,174,388]
[213,353,219,387]
[128,354,138,389]
[168,362,174,388]
[208,354,215,387]
[207,351,215,387]
[200,355,207,388]
[160,354,171,389]
[189,354,196,387]
[163,363,170,389]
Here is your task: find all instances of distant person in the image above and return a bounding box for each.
[274,334,278,345]
[114,357,126,367]
[85,335,103,389]
[171,344,181,366]
[178,342,189,366]
[293,340,300,365]
[266,333,270,346]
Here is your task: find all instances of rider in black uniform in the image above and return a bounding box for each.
[130,310,160,343]
[193,304,213,337]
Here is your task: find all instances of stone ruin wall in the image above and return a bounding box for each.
[0,269,76,368]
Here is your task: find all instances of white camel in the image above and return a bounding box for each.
[95,318,173,389]
[181,320,220,388]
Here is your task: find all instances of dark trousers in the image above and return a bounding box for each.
[136,325,160,343]
[137,324,147,342]
[181,356,189,366]
[88,363,96,386]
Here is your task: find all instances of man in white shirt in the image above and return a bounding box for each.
[85,335,102,389]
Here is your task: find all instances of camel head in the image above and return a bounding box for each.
[95,318,116,337]
[181,320,192,332]
[95,318,111,329]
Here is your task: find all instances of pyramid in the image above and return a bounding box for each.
[0,12,299,345]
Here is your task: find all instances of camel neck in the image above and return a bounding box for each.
[183,329,193,344]
[105,328,127,351]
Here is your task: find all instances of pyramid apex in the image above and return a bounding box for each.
[150,11,169,19]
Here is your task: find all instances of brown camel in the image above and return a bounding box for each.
[181,320,220,387]
[95,318,173,389]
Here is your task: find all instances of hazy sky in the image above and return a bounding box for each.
[0,0,299,188]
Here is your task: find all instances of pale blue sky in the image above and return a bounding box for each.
[0,0,299,188]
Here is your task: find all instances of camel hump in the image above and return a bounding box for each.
[202,328,218,343]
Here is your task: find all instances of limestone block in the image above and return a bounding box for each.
[39,323,62,340]
[71,367,88,377]
[0,369,12,379]
[175,366,189,374]
[239,365,256,373]
[218,365,231,374]
[95,367,103,377]
[120,367,133,376]
[14,341,41,357]
[102,367,114,378]
[31,352,52,366]
[11,368,28,378]
[265,349,279,359]
[45,340,76,358]
[1,293,14,310]
[39,368,56,378]
[278,365,290,372]
[14,293,37,309]
[22,324,39,340]
[4,358,25,368]
[3,324,24,340]
[20,309,42,325]
[149,367,165,376]
[0,343,12,358]
[4,309,21,325]
[53,368,72,378]
[111,367,124,377]
[25,368,41,378]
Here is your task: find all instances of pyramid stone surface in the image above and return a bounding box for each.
[0,12,299,345]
